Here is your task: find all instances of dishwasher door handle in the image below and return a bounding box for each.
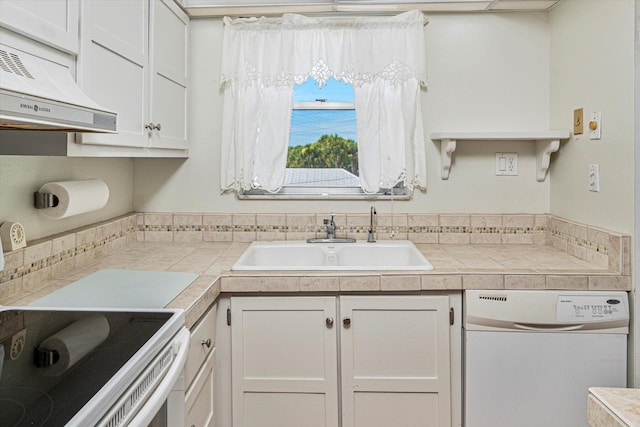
[513,322,583,331]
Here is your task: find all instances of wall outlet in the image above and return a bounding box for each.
[588,164,600,192]
[496,153,518,176]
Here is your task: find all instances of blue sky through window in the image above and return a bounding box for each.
[289,77,357,147]
[293,77,355,102]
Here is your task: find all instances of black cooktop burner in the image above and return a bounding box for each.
[0,387,54,427]
[0,309,175,427]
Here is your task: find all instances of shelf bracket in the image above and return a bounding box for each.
[432,131,569,181]
[440,139,457,180]
[535,139,560,182]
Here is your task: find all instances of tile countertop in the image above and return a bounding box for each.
[5,240,630,329]
[588,388,640,427]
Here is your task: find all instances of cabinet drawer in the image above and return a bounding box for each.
[185,304,217,388]
[185,347,216,427]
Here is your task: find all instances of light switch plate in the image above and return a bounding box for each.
[589,112,602,140]
[573,108,583,135]
[496,153,518,176]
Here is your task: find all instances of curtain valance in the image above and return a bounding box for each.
[220,10,427,88]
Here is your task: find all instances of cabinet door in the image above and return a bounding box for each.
[231,297,339,427]
[340,295,451,427]
[185,347,216,427]
[77,0,149,148]
[149,0,188,150]
[185,304,217,389]
[0,0,79,54]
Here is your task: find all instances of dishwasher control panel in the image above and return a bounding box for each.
[556,295,627,322]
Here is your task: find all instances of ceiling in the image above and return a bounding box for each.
[182,0,560,17]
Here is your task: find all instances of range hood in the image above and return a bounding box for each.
[0,44,117,133]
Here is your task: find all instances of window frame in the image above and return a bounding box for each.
[239,97,410,200]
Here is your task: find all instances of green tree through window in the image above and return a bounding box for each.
[287,133,358,176]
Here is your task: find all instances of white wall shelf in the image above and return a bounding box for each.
[430,131,570,182]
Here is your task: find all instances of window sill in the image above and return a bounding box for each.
[237,188,411,200]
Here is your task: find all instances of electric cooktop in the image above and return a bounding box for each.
[0,307,183,427]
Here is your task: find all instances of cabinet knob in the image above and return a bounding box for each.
[144,122,161,131]
[155,123,161,131]
[325,317,334,327]
[343,317,351,328]
[201,338,212,348]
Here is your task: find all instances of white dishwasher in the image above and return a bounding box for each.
[464,290,628,427]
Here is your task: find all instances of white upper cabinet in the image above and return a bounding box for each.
[76,0,189,156]
[78,0,149,149]
[0,0,80,54]
[150,0,189,150]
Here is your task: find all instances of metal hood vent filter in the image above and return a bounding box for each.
[0,44,117,133]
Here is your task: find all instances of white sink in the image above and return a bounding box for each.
[231,240,434,271]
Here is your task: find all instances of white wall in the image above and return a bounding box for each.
[549,0,637,387]
[0,156,134,241]
[134,12,552,215]
[549,0,635,234]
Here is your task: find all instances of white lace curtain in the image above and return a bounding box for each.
[220,10,428,194]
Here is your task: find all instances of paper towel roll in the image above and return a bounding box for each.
[38,179,109,219]
[38,313,110,376]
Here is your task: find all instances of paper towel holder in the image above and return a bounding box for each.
[34,191,59,209]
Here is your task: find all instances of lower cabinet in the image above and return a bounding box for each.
[231,297,339,427]
[185,303,217,427]
[340,296,452,427]
[186,348,216,427]
[230,295,453,427]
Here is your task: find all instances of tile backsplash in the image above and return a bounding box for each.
[548,216,630,274]
[0,214,137,303]
[0,212,630,304]
[136,212,629,274]
[138,213,551,245]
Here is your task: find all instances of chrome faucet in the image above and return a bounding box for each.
[324,213,336,240]
[307,213,355,243]
[367,206,377,243]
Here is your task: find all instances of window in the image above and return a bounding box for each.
[220,11,427,199]
[242,78,408,198]
[285,77,360,195]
